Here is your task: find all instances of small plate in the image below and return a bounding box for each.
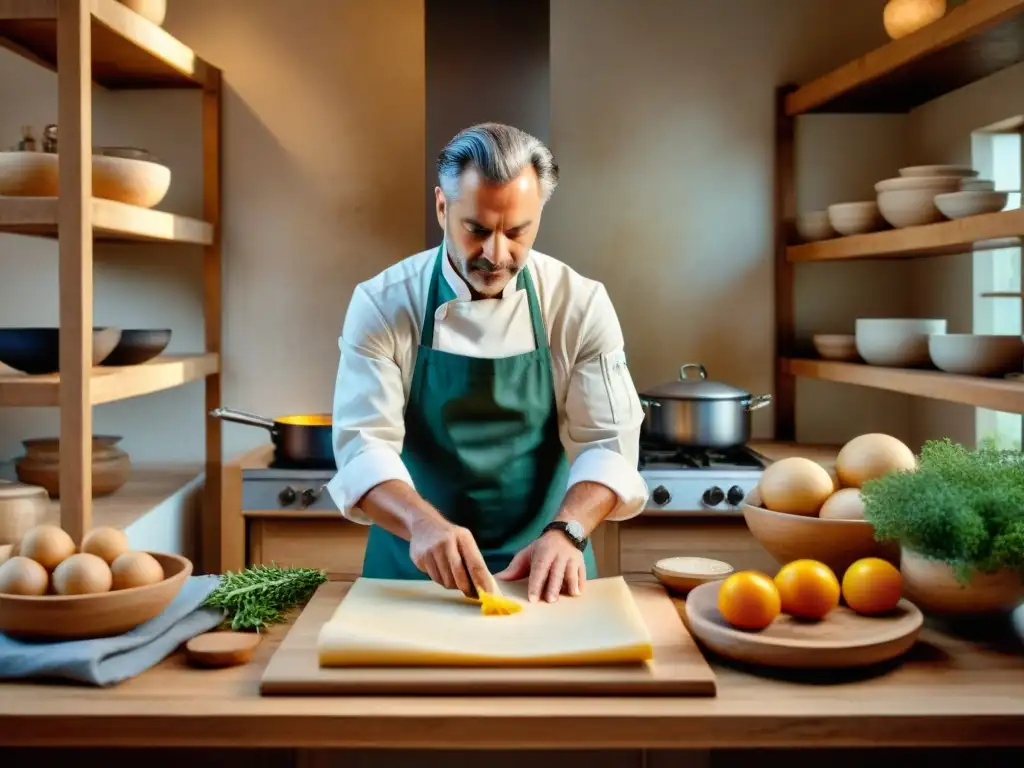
[652,556,734,595]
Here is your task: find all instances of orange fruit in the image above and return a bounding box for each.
[717,571,781,630]
[773,559,840,620]
[842,557,902,615]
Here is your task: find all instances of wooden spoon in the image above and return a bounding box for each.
[185,631,262,668]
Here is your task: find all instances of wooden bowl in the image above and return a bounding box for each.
[100,328,172,367]
[15,435,131,498]
[652,556,734,595]
[0,327,121,374]
[900,548,1023,616]
[742,490,899,578]
[0,552,192,640]
[0,151,171,208]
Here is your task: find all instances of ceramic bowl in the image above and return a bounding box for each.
[876,176,963,228]
[0,551,191,640]
[100,329,172,367]
[795,210,834,243]
[0,327,121,374]
[928,333,1024,376]
[933,190,1009,220]
[742,490,899,579]
[898,165,978,178]
[651,556,734,595]
[900,549,1023,616]
[855,318,947,367]
[812,333,860,362]
[827,201,886,236]
[960,178,995,191]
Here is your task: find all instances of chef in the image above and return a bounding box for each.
[327,122,648,603]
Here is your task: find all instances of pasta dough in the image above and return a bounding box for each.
[317,576,654,667]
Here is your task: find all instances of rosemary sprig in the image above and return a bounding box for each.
[202,563,328,631]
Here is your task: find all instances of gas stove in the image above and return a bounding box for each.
[638,444,768,517]
[241,459,337,513]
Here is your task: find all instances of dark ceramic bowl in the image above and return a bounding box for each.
[100,328,172,366]
[0,327,121,374]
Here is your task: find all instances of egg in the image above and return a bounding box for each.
[836,433,917,488]
[757,457,834,516]
[819,487,865,520]
[110,551,164,590]
[81,526,130,565]
[52,552,113,595]
[18,524,76,571]
[0,555,49,595]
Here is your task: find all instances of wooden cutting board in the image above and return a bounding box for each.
[260,579,717,696]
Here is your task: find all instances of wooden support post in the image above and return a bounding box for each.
[56,0,92,544]
[202,68,225,575]
[773,85,797,442]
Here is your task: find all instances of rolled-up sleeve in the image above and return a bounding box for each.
[325,285,413,524]
[563,284,648,522]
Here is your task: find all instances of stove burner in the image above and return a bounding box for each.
[638,444,767,471]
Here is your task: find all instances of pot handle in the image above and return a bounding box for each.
[209,407,278,434]
[679,363,708,381]
[743,394,773,412]
[639,397,661,409]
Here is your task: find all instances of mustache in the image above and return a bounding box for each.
[467,257,518,273]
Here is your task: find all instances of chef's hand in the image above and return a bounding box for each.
[495,530,586,603]
[409,518,491,598]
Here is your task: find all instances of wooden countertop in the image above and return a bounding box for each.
[0,587,1020,750]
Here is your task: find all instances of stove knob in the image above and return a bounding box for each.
[278,486,297,506]
[299,487,320,509]
[651,485,671,506]
[727,485,745,506]
[702,486,725,506]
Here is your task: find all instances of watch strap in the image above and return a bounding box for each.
[542,521,587,551]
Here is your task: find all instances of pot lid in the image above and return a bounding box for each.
[642,364,751,400]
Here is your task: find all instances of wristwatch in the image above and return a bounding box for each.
[543,520,587,551]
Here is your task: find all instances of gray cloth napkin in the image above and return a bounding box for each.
[0,574,225,686]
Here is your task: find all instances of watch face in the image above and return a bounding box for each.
[565,520,584,541]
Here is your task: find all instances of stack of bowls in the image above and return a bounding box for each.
[876,165,1007,228]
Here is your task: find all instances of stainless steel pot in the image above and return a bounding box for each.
[639,363,772,449]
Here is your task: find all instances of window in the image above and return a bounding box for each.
[972,125,1022,450]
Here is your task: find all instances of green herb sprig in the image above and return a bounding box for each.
[202,563,328,631]
[861,438,1024,582]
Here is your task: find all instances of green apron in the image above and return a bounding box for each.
[361,244,598,580]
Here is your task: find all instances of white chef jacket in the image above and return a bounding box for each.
[326,243,649,526]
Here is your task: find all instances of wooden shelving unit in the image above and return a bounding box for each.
[0,0,223,568]
[774,0,1024,439]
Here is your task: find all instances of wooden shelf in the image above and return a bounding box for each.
[0,0,215,88]
[0,196,214,245]
[787,0,1024,114]
[787,209,1024,262]
[0,353,219,407]
[782,357,1024,414]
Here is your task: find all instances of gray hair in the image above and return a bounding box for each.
[436,122,559,203]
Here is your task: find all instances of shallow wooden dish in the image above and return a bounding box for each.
[742,490,899,578]
[685,580,923,669]
[0,551,191,640]
[652,556,734,595]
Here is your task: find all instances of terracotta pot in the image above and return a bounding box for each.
[14,436,131,499]
[900,548,1023,616]
[0,481,49,545]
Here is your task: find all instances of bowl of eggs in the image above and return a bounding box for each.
[0,524,191,640]
[742,433,912,577]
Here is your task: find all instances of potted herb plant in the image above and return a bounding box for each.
[861,438,1024,616]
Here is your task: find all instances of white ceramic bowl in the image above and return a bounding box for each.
[795,210,834,243]
[960,178,995,191]
[899,165,978,179]
[827,201,886,236]
[812,333,860,362]
[928,334,1024,376]
[855,318,948,367]
[933,190,1009,220]
[876,176,966,193]
[875,176,963,227]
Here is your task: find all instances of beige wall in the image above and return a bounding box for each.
[0,0,933,471]
[546,0,914,446]
[0,0,426,467]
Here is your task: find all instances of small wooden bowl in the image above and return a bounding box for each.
[652,556,734,595]
[0,551,191,640]
[742,490,899,578]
